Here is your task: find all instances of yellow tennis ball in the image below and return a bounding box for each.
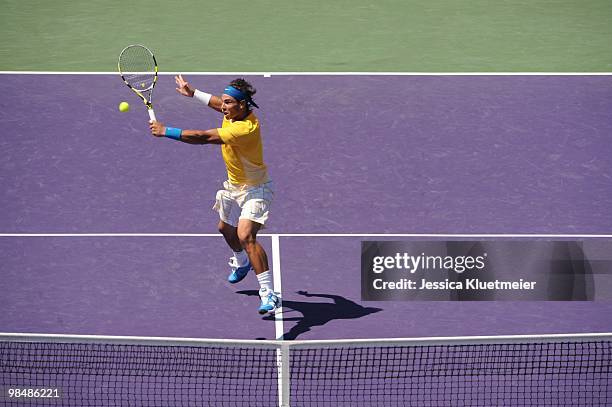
[119,102,130,112]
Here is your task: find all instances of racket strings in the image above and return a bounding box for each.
[119,45,156,91]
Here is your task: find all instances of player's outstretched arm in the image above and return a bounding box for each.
[149,121,223,144]
[175,75,223,113]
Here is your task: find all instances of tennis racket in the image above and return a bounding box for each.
[118,44,158,121]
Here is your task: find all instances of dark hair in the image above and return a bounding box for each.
[230,78,258,108]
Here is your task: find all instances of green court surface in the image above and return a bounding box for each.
[1,0,611,72]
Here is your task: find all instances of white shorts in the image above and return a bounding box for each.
[213,180,274,227]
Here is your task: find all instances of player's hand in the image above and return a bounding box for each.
[149,121,165,137]
[175,74,195,97]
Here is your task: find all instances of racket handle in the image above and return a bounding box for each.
[148,108,157,122]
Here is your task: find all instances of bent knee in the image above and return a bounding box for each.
[238,231,257,247]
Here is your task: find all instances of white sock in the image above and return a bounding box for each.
[257,270,272,293]
[233,250,249,267]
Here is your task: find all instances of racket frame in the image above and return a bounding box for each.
[118,44,158,121]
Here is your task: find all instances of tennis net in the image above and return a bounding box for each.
[0,333,610,406]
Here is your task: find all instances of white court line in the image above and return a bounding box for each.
[0,71,611,76]
[271,234,287,407]
[271,235,284,340]
[0,233,222,237]
[263,233,612,238]
[1,233,611,238]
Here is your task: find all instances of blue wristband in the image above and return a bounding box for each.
[165,127,182,140]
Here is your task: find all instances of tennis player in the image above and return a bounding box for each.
[149,75,279,314]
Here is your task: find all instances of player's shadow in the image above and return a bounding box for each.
[236,290,382,340]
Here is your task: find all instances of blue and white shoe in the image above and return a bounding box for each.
[258,288,280,314]
[227,256,252,284]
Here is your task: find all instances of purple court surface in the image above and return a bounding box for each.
[1,74,611,340]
